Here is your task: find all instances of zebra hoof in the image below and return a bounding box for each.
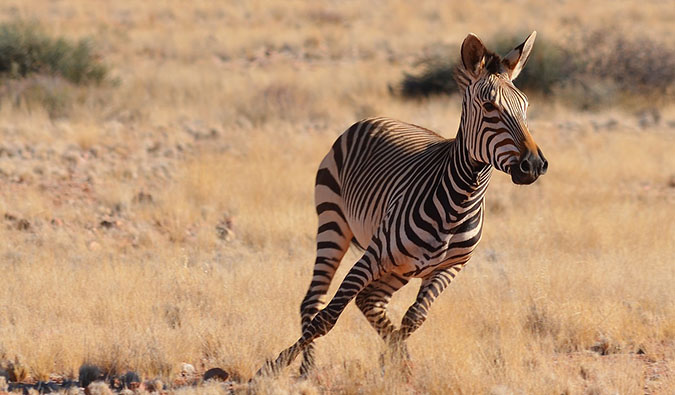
[379,351,414,380]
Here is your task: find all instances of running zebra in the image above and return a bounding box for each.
[258,31,547,376]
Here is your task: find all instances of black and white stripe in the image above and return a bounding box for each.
[257,31,548,377]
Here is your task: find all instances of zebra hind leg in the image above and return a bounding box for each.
[256,256,380,377]
[299,217,353,376]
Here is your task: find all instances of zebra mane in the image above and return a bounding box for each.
[453,50,502,93]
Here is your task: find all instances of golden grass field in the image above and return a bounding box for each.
[1,0,674,393]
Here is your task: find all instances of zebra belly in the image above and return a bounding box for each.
[390,208,485,278]
[394,234,481,278]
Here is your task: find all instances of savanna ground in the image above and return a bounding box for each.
[0,0,674,393]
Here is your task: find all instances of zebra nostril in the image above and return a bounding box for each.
[541,159,548,174]
[519,159,531,174]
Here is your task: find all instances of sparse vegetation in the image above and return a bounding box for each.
[400,31,675,109]
[0,21,108,118]
[0,0,674,393]
[0,21,106,85]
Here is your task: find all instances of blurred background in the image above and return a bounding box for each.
[0,0,674,393]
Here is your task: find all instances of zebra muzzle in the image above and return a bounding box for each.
[510,148,547,185]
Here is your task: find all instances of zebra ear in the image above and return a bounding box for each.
[502,31,536,81]
[460,33,487,78]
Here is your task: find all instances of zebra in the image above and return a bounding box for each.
[257,31,548,377]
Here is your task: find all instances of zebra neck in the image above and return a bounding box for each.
[444,129,493,205]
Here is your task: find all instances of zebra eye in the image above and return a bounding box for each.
[483,102,497,112]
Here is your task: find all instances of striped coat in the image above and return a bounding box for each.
[257,31,548,377]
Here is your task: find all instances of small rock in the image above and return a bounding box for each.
[203,367,228,382]
[133,192,154,204]
[79,364,105,388]
[119,371,140,389]
[144,379,163,392]
[34,381,60,393]
[180,363,196,377]
[86,381,112,395]
[16,219,31,231]
[0,376,7,392]
[589,336,620,356]
[216,215,235,241]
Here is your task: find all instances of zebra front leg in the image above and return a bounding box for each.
[390,265,464,351]
[256,257,379,377]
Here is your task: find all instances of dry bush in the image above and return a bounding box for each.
[398,29,675,109]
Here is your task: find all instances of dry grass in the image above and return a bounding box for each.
[0,0,675,393]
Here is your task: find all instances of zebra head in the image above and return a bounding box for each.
[455,32,548,185]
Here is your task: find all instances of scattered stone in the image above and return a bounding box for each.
[16,219,31,231]
[144,379,163,392]
[87,241,101,251]
[147,142,161,154]
[79,364,105,388]
[180,363,196,377]
[99,220,114,229]
[4,213,32,231]
[203,367,228,382]
[86,380,112,395]
[133,191,154,204]
[119,371,140,389]
[34,381,60,393]
[589,336,621,356]
[216,215,235,241]
[591,118,618,131]
[0,376,7,392]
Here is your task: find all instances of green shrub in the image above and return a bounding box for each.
[0,21,106,85]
